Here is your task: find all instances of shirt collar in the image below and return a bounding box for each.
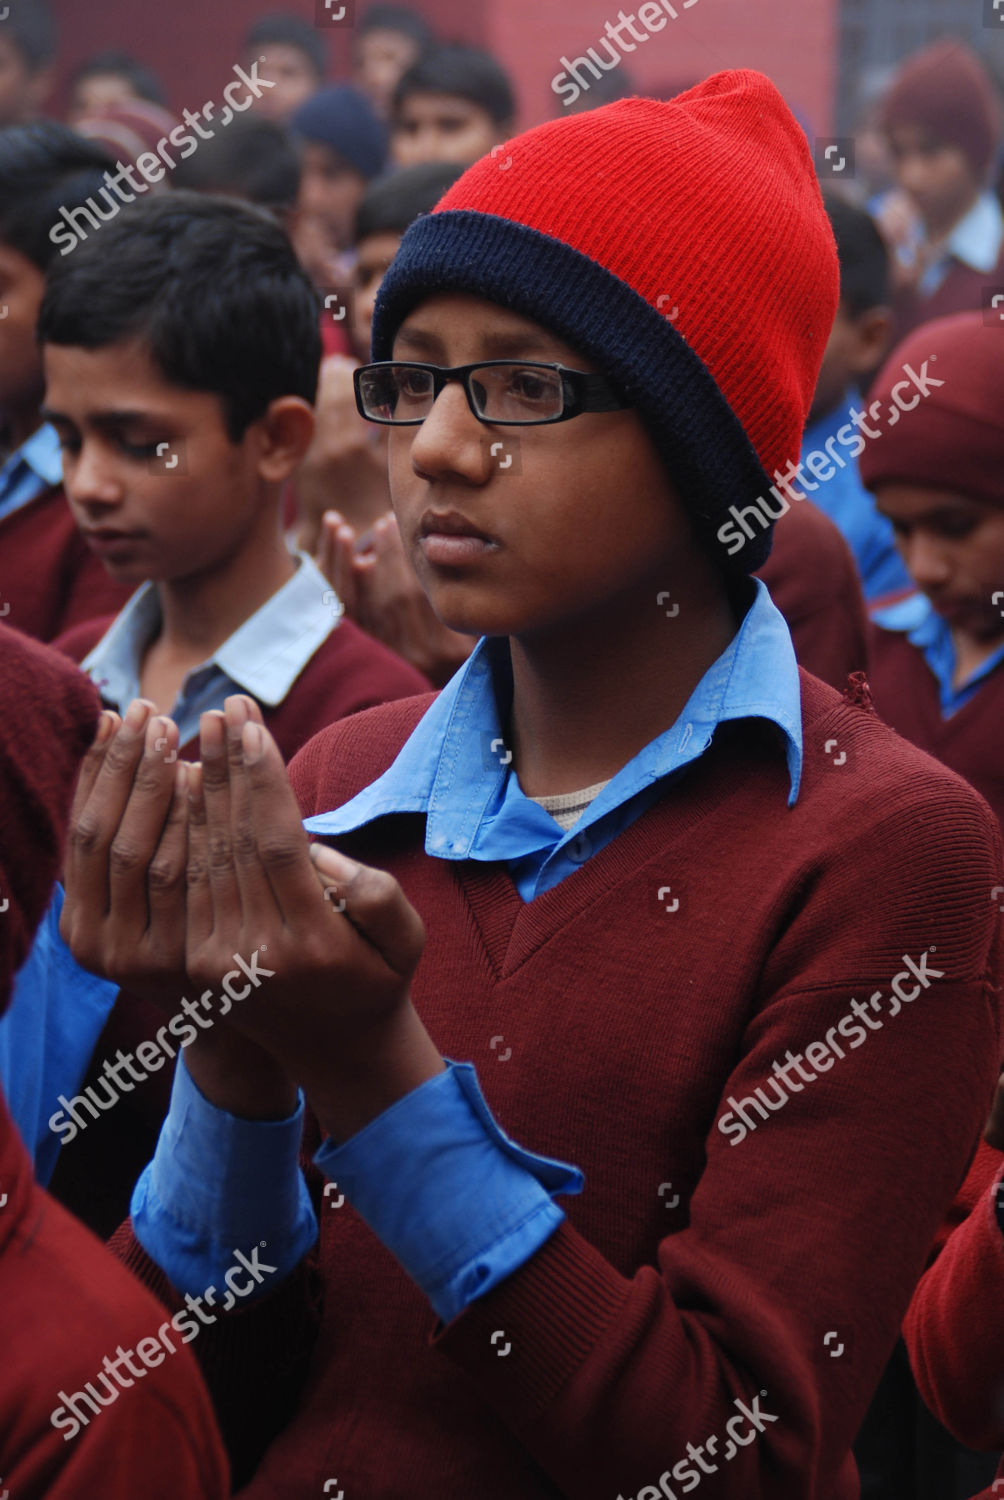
[83,551,341,708]
[0,422,63,490]
[305,578,804,854]
[945,191,1004,274]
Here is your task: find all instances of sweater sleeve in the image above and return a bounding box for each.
[903,1139,1004,1448]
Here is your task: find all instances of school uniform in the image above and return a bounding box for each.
[112,583,1002,1499]
[0,623,228,1500]
[3,553,430,1232]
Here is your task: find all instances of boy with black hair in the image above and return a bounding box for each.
[67,50,167,124]
[354,3,434,117]
[2,191,427,1225]
[242,11,326,124]
[60,77,1002,1499]
[0,0,54,127]
[798,195,912,604]
[391,43,516,167]
[0,123,131,641]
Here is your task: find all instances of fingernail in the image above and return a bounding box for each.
[225,696,250,739]
[94,711,114,746]
[175,761,189,794]
[242,721,264,763]
[200,713,225,757]
[145,716,170,754]
[124,699,152,733]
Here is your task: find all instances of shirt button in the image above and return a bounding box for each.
[566,832,591,863]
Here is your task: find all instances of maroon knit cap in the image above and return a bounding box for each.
[881,40,1003,179]
[0,625,100,1011]
[859,311,1004,508]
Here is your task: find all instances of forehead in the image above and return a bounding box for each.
[396,91,489,123]
[393,291,593,367]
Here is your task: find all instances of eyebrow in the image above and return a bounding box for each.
[39,407,167,428]
[393,325,571,361]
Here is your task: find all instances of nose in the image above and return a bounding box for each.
[408,380,493,485]
[63,439,125,512]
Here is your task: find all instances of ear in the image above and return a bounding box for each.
[253,397,316,484]
[847,307,892,378]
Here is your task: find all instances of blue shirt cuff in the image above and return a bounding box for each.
[131,1051,318,1299]
[314,1060,584,1324]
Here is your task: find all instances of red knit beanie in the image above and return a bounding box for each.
[372,70,840,572]
[0,625,100,1011]
[859,311,1004,509]
[881,41,1003,180]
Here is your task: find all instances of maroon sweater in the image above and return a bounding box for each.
[889,242,1004,351]
[0,485,130,644]
[50,615,431,1239]
[0,625,228,1499]
[112,671,1003,1499]
[867,621,1004,835]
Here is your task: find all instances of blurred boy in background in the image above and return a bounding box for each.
[390,44,516,167]
[0,0,54,127]
[240,11,326,124]
[878,41,1004,345]
[66,50,167,125]
[353,3,434,118]
[864,310,1004,832]
[0,124,130,641]
[799,195,911,604]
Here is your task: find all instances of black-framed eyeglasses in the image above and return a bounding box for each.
[353,360,632,427]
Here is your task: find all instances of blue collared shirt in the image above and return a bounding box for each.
[801,391,912,604]
[132,581,804,1320]
[1,553,344,1183]
[872,591,1004,716]
[82,551,342,743]
[917,191,1004,297]
[306,578,803,900]
[0,423,63,524]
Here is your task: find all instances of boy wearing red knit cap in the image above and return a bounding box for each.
[863,310,1004,834]
[57,74,1003,1498]
[877,40,1004,346]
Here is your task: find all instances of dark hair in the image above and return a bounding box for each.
[38,193,321,439]
[358,4,434,47]
[355,159,463,241]
[245,12,326,79]
[392,44,515,127]
[0,123,114,270]
[0,0,55,71]
[823,194,891,316]
[172,116,301,213]
[69,49,166,107]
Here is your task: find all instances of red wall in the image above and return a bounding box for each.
[50,0,837,135]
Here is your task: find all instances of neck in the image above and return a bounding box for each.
[507,569,743,797]
[153,514,296,663]
[924,186,981,243]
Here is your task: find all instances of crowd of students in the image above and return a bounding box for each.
[2,2,1004,1496]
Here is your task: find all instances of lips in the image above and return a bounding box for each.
[418,509,495,542]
